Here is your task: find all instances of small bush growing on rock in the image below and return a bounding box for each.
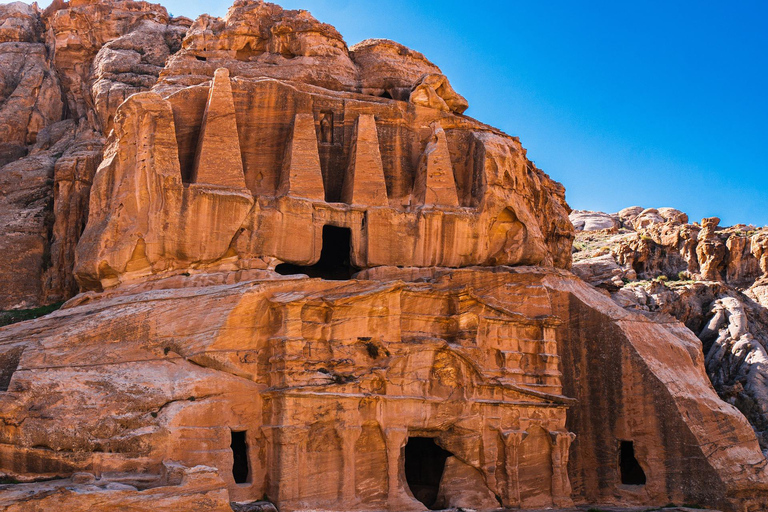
[0,303,64,327]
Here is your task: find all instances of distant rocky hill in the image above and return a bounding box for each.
[572,207,768,449]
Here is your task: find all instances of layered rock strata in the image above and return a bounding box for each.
[0,0,189,310]
[2,268,767,511]
[2,2,768,512]
[572,208,768,453]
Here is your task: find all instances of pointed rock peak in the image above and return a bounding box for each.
[340,114,388,207]
[413,122,459,207]
[278,113,325,201]
[192,67,247,189]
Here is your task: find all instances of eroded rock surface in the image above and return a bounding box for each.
[573,208,768,454]
[74,57,571,288]
[2,268,767,511]
[2,2,768,512]
[0,463,232,511]
[0,0,187,310]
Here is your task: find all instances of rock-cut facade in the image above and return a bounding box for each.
[0,1,767,511]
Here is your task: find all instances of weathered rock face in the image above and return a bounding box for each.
[3,2,768,512]
[155,2,468,115]
[0,464,232,511]
[0,0,508,312]
[2,268,767,511]
[572,209,768,286]
[74,63,572,289]
[573,209,768,459]
[0,0,189,310]
[0,2,65,310]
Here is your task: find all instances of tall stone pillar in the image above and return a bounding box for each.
[384,428,420,511]
[267,425,304,506]
[549,431,576,507]
[340,426,363,506]
[501,430,526,508]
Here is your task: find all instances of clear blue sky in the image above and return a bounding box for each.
[27,0,768,226]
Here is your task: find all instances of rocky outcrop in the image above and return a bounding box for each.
[154,2,468,113]
[90,16,190,134]
[3,2,768,512]
[0,3,65,310]
[573,208,768,454]
[0,0,482,312]
[0,464,232,511]
[572,209,767,286]
[569,210,619,232]
[2,267,767,511]
[0,0,190,310]
[0,4,61,163]
[73,62,571,289]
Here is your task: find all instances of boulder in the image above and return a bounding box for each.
[569,210,619,231]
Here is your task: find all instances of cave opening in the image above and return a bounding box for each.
[404,437,453,509]
[619,440,646,486]
[275,225,356,280]
[231,430,250,484]
[0,347,23,392]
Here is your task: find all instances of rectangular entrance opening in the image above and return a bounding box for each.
[619,440,646,486]
[0,347,23,392]
[275,225,356,280]
[230,430,250,484]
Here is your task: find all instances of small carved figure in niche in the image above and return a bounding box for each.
[320,112,334,144]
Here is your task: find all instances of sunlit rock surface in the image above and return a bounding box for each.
[1,2,768,512]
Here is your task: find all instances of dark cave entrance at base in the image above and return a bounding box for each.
[619,440,646,486]
[404,437,453,509]
[231,430,250,484]
[275,225,356,280]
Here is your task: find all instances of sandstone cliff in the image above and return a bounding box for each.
[0,0,189,310]
[572,208,768,451]
[0,0,569,312]
[2,1,768,512]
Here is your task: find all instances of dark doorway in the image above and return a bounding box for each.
[0,347,23,392]
[619,440,646,485]
[276,226,356,280]
[404,437,453,509]
[231,430,250,484]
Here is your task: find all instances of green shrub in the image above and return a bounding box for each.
[0,303,64,328]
